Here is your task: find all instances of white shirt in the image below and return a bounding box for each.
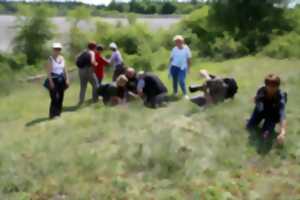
[50,56,65,75]
[170,45,192,70]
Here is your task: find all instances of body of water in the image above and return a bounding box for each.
[0,15,181,52]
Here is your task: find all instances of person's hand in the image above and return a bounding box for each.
[49,80,55,90]
[65,80,70,89]
[277,132,285,145]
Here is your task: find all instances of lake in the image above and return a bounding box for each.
[0,15,181,52]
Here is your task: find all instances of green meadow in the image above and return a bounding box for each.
[0,56,299,200]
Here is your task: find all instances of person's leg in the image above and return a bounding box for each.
[246,106,264,130]
[88,68,99,102]
[190,96,207,107]
[78,68,88,105]
[178,69,187,95]
[170,66,179,95]
[49,88,57,119]
[154,93,167,107]
[57,82,65,116]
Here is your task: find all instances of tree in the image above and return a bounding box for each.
[13,5,55,65]
[209,0,292,52]
[160,2,177,14]
[67,6,91,59]
[67,6,91,27]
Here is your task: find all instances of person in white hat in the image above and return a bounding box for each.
[169,35,192,100]
[108,42,124,81]
[45,42,70,119]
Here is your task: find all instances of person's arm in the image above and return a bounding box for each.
[277,97,287,144]
[137,79,145,97]
[89,51,97,66]
[62,56,70,88]
[45,58,54,90]
[200,69,212,80]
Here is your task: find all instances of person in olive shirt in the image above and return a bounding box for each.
[246,74,287,145]
[137,71,168,108]
[189,69,238,107]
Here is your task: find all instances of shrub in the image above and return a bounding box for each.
[13,5,55,65]
[262,31,300,59]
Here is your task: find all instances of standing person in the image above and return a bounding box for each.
[109,42,125,81]
[76,42,98,105]
[169,35,192,99]
[94,44,109,87]
[246,74,287,145]
[137,71,168,108]
[45,43,69,119]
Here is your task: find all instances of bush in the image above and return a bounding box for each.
[209,32,247,60]
[262,31,300,59]
[13,5,55,65]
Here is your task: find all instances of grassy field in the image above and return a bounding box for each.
[0,56,300,200]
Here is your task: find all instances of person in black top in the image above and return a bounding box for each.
[137,71,168,108]
[246,74,287,145]
[98,75,128,106]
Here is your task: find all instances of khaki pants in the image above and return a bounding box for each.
[78,67,98,104]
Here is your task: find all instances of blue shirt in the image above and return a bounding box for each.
[170,45,192,70]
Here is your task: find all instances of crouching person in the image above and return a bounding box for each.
[137,71,168,108]
[189,69,238,106]
[246,74,287,145]
[98,75,128,106]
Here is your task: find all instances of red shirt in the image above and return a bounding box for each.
[94,52,109,79]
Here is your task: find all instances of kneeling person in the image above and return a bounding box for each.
[189,69,238,106]
[246,74,287,145]
[137,72,168,108]
[98,75,128,106]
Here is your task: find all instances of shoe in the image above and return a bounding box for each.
[184,95,190,100]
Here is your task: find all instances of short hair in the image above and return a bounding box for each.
[116,75,128,85]
[96,44,104,51]
[88,42,97,50]
[265,74,281,87]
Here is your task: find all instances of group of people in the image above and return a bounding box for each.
[44,35,287,145]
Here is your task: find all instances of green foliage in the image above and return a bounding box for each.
[160,2,177,14]
[262,31,300,58]
[208,0,292,53]
[127,13,137,25]
[13,5,55,65]
[67,6,91,27]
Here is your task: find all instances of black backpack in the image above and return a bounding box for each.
[223,78,238,99]
[76,51,91,68]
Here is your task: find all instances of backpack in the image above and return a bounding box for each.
[76,51,91,68]
[223,78,238,99]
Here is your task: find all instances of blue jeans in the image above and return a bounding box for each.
[246,106,277,134]
[170,66,187,95]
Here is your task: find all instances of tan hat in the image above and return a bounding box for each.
[52,42,62,49]
[173,35,184,41]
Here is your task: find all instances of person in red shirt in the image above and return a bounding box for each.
[94,45,109,87]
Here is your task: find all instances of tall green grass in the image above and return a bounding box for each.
[0,57,300,199]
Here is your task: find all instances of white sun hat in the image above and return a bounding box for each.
[109,42,118,49]
[173,35,184,41]
[52,42,63,49]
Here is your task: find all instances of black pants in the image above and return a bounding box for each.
[190,95,207,107]
[49,78,65,118]
[145,93,167,108]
